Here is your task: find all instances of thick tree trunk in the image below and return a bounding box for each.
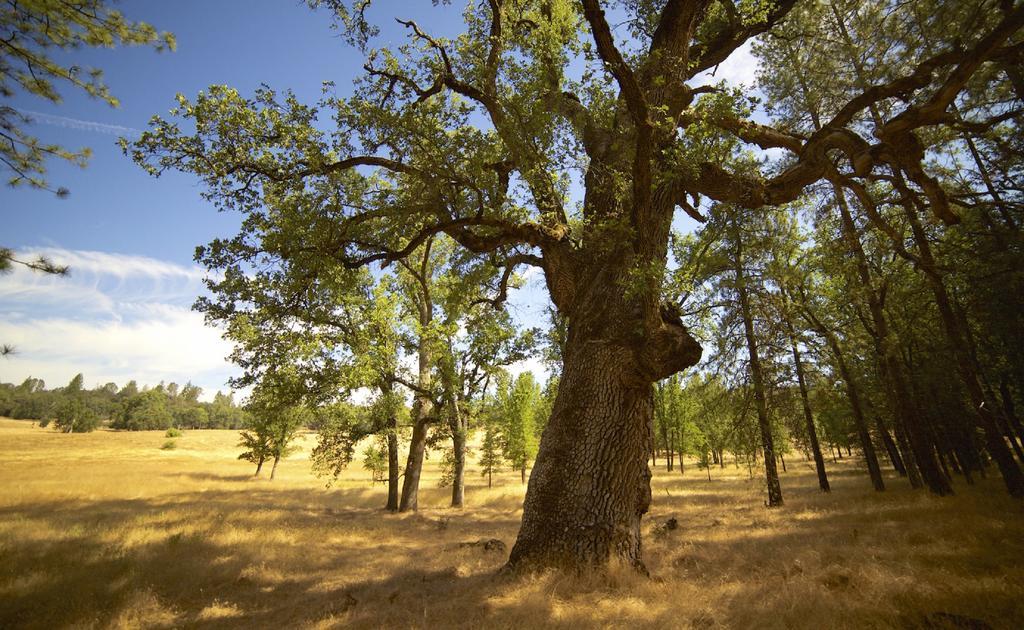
[400,419,429,512]
[507,344,653,570]
[400,332,434,512]
[507,326,699,572]
[788,328,830,492]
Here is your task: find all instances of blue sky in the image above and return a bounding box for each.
[1,1,760,399]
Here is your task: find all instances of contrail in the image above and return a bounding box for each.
[14,109,143,138]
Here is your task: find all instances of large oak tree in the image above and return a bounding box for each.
[126,0,1024,571]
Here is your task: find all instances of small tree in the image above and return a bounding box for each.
[501,372,541,484]
[52,373,99,433]
[363,437,389,485]
[238,423,274,476]
[53,397,99,433]
[478,414,503,489]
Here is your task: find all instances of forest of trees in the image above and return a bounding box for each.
[3,0,1023,578]
[0,376,247,431]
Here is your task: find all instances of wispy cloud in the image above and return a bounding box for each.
[16,109,143,138]
[0,248,238,399]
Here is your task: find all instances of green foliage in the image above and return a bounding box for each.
[494,372,541,480]
[477,411,503,486]
[120,0,1024,507]
[53,397,99,433]
[160,439,177,450]
[437,446,457,488]
[240,375,310,476]
[362,437,389,484]
[310,403,365,485]
[113,389,173,431]
[165,428,183,438]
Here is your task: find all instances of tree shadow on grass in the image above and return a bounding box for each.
[2,463,1023,629]
[0,489,524,629]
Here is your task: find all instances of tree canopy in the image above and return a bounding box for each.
[126,0,1024,572]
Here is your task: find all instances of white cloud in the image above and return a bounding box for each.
[507,356,550,384]
[693,40,759,90]
[0,248,239,400]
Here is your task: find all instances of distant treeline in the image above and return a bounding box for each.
[0,374,248,432]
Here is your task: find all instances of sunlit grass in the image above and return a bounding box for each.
[1,417,1021,628]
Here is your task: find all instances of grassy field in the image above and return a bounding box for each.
[1,417,1022,629]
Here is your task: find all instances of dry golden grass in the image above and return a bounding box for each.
[1,417,1022,629]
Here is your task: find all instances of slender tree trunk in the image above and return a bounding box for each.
[387,413,400,511]
[254,455,264,477]
[658,412,669,470]
[831,182,946,494]
[450,397,466,508]
[1000,377,1024,453]
[894,422,924,488]
[813,315,884,491]
[788,325,830,491]
[733,226,783,507]
[897,191,1024,497]
[381,377,399,511]
[876,416,907,477]
[270,455,280,480]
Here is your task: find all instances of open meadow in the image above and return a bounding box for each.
[1,418,1022,629]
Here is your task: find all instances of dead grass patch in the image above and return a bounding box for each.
[0,417,1021,628]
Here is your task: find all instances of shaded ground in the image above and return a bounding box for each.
[0,418,1021,628]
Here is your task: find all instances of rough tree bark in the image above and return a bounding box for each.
[506,222,701,571]
[399,413,431,512]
